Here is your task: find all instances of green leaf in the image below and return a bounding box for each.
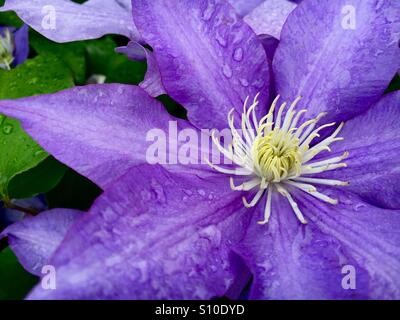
[30,31,87,84]
[0,4,23,28]
[46,169,102,211]
[0,54,74,99]
[0,54,74,198]
[0,118,47,198]
[85,37,146,84]
[8,157,68,199]
[0,247,38,300]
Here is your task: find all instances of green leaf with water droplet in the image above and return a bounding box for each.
[0,53,74,199]
[29,30,87,84]
[0,117,48,198]
[85,36,146,84]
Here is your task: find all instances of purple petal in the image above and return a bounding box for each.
[317,91,400,209]
[115,41,147,61]
[132,0,270,130]
[28,165,252,299]
[273,0,400,123]
[235,188,400,299]
[140,48,166,97]
[0,84,189,189]
[244,0,297,39]
[117,42,166,97]
[0,0,139,42]
[0,209,81,276]
[12,24,29,66]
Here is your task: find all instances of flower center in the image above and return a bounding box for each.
[206,94,349,225]
[0,29,15,70]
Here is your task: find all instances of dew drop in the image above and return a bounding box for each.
[222,64,232,78]
[253,78,265,89]
[198,189,206,197]
[233,47,243,62]
[34,150,45,157]
[215,33,227,47]
[2,124,13,135]
[151,178,166,204]
[199,225,222,246]
[354,203,366,211]
[340,197,353,205]
[239,78,249,87]
[374,49,384,57]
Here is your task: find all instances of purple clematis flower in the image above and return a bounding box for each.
[0,24,28,69]
[0,0,400,300]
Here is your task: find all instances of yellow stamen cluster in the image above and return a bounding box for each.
[253,129,302,182]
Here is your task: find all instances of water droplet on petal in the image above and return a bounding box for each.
[151,178,166,204]
[253,78,264,89]
[340,197,353,205]
[215,33,227,47]
[239,78,249,87]
[198,225,222,247]
[233,47,243,62]
[222,64,232,78]
[354,203,366,211]
[198,189,206,197]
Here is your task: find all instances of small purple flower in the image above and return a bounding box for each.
[0,24,29,69]
[0,0,400,300]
